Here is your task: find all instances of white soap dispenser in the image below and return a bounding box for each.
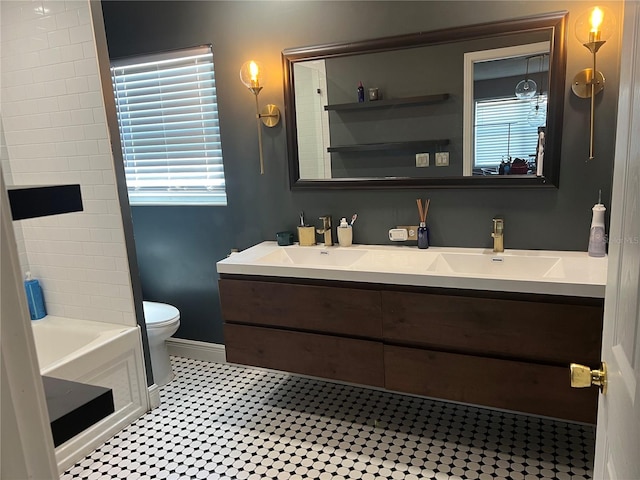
[337,217,353,247]
[588,190,606,257]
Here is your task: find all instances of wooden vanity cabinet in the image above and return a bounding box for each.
[382,289,603,423]
[219,275,604,423]
[220,278,384,387]
[382,290,603,365]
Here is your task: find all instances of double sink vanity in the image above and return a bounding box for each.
[217,242,607,423]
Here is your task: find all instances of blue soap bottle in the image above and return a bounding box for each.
[24,271,47,320]
[357,81,365,102]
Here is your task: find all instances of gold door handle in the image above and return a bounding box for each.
[570,362,607,394]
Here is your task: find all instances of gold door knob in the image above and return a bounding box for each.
[570,362,607,394]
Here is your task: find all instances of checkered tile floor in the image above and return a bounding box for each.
[62,356,594,479]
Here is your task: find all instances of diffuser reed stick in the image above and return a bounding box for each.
[416,198,430,224]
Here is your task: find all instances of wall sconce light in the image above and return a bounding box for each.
[240,60,281,174]
[571,6,616,160]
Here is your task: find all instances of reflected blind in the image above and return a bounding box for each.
[111,46,227,205]
[474,95,546,168]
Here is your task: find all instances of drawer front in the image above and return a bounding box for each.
[224,324,384,387]
[384,345,598,423]
[220,279,382,338]
[382,291,603,365]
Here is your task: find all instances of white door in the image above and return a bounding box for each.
[593,2,640,478]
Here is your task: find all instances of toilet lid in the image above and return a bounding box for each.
[143,301,180,328]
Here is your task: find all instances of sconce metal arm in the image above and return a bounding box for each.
[572,40,607,160]
[254,94,265,175]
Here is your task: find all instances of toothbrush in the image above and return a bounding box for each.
[300,211,305,226]
[350,214,357,226]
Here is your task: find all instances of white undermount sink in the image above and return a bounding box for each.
[255,246,369,267]
[427,252,563,278]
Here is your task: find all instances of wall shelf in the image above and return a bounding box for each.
[324,93,450,111]
[7,184,83,220]
[327,139,450,153]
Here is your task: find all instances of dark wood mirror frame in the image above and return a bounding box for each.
[282,11,567,190]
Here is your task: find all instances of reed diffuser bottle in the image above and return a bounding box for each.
[416,198,430,249]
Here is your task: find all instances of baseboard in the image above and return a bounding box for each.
[148,384,161,409]
[55,402,146,474]
[167,338,226,364]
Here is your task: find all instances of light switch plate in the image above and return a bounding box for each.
[415,153,429,167]
[435,152,449,166]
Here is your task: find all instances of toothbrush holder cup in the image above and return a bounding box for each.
[297,226,316,246]
[337,226,353,247]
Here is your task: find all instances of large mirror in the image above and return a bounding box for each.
[282,12,567,189]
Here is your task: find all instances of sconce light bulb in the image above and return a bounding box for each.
[249,61,259,84]
[575,6,615,45]
[240,60,266,90]
[590,7,603,36]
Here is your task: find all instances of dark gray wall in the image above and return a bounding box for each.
[101,1,622,344]
[326,45,462,178]
[326,30,550,178]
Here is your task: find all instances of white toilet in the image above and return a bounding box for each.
[143,301,181,386]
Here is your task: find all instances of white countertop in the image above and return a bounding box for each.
[216,241,608,298]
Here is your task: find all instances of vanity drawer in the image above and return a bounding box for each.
[224,324,384,387]
[384,345,598,423]
[219,279,382,338]
[382,291,603,365]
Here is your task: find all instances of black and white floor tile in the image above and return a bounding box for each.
[62,357,595,479]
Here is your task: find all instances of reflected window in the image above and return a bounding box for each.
[474,94,547,174]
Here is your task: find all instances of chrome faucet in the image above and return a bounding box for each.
[491,217,504,252]
[317,215,333,246]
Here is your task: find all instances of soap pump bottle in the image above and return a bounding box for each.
[337,217,353,247]
[588,190,607,257]
[24,271,47,320]
[357,81,365,103]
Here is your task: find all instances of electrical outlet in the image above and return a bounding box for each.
[415,153,429,167]
[397,225,419,241]
[435,152,449,166]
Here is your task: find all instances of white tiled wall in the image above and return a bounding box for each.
[294,61,332,180]
[0,0,136,326]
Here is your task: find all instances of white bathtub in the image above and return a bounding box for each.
[32,316,149,474]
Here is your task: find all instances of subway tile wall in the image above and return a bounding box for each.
[0,0,136,326]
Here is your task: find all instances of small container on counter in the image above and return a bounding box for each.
[418,222,429,249]
[588,194,606,257]
[337,217,353,247]
[297,226,316,246]
[276,231,294,246]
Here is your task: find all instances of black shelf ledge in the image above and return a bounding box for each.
[327,139,450,153]
[324,93,450,111]
[8,184,83,220]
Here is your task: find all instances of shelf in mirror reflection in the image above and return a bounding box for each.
[327,139,450,153]
[324,93,450,111]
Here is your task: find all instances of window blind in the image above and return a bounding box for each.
[474,96,547,169]
[111,45,227,205]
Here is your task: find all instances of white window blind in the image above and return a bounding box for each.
[111,45,227,205]
[474,96,546,168]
